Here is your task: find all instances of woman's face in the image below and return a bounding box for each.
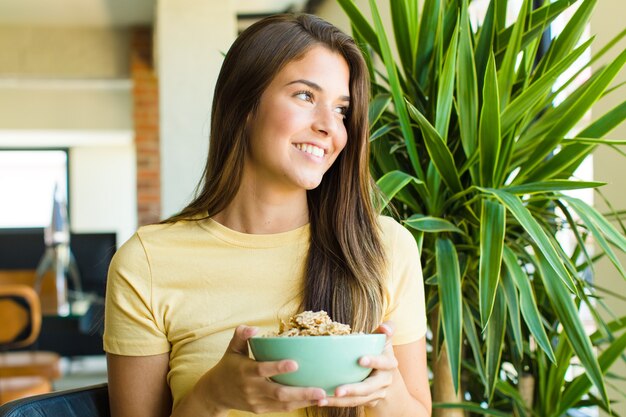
[244,45,350,193]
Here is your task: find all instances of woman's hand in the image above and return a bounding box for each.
[195,325,327,415]
[318,322,398,408]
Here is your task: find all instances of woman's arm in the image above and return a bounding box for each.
[320,324,431,416]
[108,326,328,417]
[382,337,432,416]
[173,325,326,416]
[107,353,172,417]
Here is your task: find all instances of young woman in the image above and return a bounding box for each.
[104,13,431,417]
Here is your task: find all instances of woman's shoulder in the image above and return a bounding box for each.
[136,218,202,240]
[377,215,418,252]
[377,214,402,231]
[116,220,199,255]
[111,220,201,270]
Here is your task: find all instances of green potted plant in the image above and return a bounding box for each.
[338,0,626,415]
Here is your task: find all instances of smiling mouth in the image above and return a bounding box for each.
[294,143,325,158]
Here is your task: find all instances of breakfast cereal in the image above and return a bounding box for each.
[275,310,352,336]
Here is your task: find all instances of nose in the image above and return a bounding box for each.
[311,105,339,137]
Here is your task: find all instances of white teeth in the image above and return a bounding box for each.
[295,143,324,157]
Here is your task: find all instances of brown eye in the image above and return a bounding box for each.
[294,91,314,102]
[334,106,349,118]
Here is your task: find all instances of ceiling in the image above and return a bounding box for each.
[0,0,310,27]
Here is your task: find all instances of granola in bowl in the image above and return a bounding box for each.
[275,310,352,337]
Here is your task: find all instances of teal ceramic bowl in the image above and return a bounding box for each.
[249,334,386,395]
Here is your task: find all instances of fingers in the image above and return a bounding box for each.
[228,325,258,355]
[320,373,389,408]
[320,390,382,408]
[358,353,398,371]
[337,370,390,395]
[255,359,299,378]
[358,325,398,371]
[318,325,398,410]
[248,386,326,414]
[374,321,395,340]
[270,385,326,403]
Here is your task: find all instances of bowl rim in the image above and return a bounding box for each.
[249,333,387,340]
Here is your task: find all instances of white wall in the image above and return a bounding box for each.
[0,81,132,130]
[0,26,129,77]
[70,145,136,246]
[157,0,237,217]
[0,25,136,247]
[591,1,626,416]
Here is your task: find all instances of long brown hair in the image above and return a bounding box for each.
[167,14,385,417]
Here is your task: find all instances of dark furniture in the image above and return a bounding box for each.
[0,285,61,404]
[0,229,116,356]
[0,383,110,417]
[0,229,115,297]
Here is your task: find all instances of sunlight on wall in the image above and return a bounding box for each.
[0,149,67,227]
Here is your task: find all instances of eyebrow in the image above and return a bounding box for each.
[286,79,350,103]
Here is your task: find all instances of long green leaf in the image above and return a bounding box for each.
[521,47,626,181]
[479,199,506,327]
[495,0,508,32]
[463,302,488,388]
[551,28,626,101]
[563,196,626,252]
[337,0,380,56]
[495,380,528,416]
[390,0,416,78]
[406,1,419,71]
[498,0,528,108]
[436,238,463,394]
[502,246,556,363]
[570,208,626,280]
[563,196,626,279]
[545,332,575,414]
[415,0,441,88]
[535,251,609,407]
[558,331,626,416]
[482,188,577,294]
[456,0,479,161]
[368,94,391,128]
[474,0,496,90]
[496,0,576,54]
[368,0,424,181]
[589,315,626,344]
[370,124,399,172]
[515,67,602,152]
[479,52,501,187]
[500,37,593,135]
[376,170,421,212]
[528,100,626,181]
[435,22,459,141]
[555,200,595,278]
[406,100,463,193]
[504,180,605,195]
[533,0,596,79]
[370,123,396,142]
[565,136,626,146]
[485,285,507,401]
[405,214,464,234]
[500,271,523,361]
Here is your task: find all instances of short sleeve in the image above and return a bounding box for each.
[383,219,427,345]
[103,233,170,356]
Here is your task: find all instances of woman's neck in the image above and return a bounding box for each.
[212,180,309,235]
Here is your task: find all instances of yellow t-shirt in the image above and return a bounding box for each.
[103,215,426,416]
